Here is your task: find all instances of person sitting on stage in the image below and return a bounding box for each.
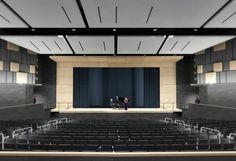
[124,97,128,110]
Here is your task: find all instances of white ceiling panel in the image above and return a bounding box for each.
[205,0,236,28]
[160,36,235,54]
[0,2,27,28]
[0,36,73,54]
[67,36,114,54]
[5,0,85,28]
[81,0,227,28]
[118,36,165,54]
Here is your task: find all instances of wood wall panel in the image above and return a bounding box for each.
[10,62,19,72]
[213,42,225,52]
[16,72,27,84]
[51,56,182,108]
[29,65,36,74]
[0,61,3,70]
[197,65,203,74]
[229,60,236,70]
[205,72,216,84]
[213,62,223,72]
[7,42,19,51]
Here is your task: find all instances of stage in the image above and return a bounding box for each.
[50,107,182,120]
[51,107,182,114]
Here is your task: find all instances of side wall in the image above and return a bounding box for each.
[195,38,236,107]
[52,56,182,109]
[0,39,37,107]
[34,55,56,109]
[176,55,198,107]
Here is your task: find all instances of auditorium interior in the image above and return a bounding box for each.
[1,0,236,161]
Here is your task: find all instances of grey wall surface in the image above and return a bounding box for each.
[199,84,236,107]
[0,103,50,120]
[183,103,236,120]
[34,55,56,109]
[176,55,198,107]
[0,84,33,107]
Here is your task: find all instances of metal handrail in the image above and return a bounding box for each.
[164,117,174,123]
[12,127,33,139]
[59,118,68,123]
[200,127,222,144]
[0,133,5,150]
[47,119,59,129]
[175,119,188,128]
[227,133,236,140]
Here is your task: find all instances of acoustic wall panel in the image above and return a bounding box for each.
[6,71,13,83]
[19,64,30,73]
[10,62,19,72]
[9,51,21,63]
[0,49,8,61]
[226,71,236,83]
[220,72,226,84]
[3,62,9,71]
[16,72,27,84]
[205,72,216,84]
[197,73,205,84]
[223,62,230,71]
[211,51,223,63]
[213,42,225,51]
[197,65,203,74]
[203,64,213,73]
[30,65,35,74]
[0,71,6,83]
[229,60,236,70]
[7,42,19,51]
[213,62,223,72]
[0,61,3,70]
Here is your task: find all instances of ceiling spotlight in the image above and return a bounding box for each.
[193,28,198,32]
[113,29,116,32]
[153,29,157,31]
[31,28,35,32]
[57,35,64,38]
[169,35,174,38]
[72,28,76,32]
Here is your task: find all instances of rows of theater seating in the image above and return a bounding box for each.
[2,119,235,152]
[182,118,236,136]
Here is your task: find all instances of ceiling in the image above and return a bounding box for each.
[67,36,114,54]
[0,36,73,54]
[159,36,235,54]
[81,0,228,28]
[0,0,236,55]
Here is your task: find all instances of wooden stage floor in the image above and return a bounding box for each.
[51,107,182,114]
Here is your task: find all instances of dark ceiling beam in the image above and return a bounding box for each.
[200,0,233,28]
[1,28,236,35]
[1,0,32,28]
[114,34,118,55]
[156,35,168,54]
[63,35,75,54]
[76,0,89,28]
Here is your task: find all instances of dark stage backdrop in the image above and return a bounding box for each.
[73,68,160,108]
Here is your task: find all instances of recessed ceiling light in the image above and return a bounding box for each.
[113,29,116,32]
[153,29,157,31]
[58,35,64,38]
[31,28,35,32]
[169,35,174,38]
[193,28,198,32]
[72,29,76,32]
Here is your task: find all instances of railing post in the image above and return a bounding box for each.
[0,133,4,150]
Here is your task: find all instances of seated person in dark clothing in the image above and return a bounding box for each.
[195,96,200,104]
